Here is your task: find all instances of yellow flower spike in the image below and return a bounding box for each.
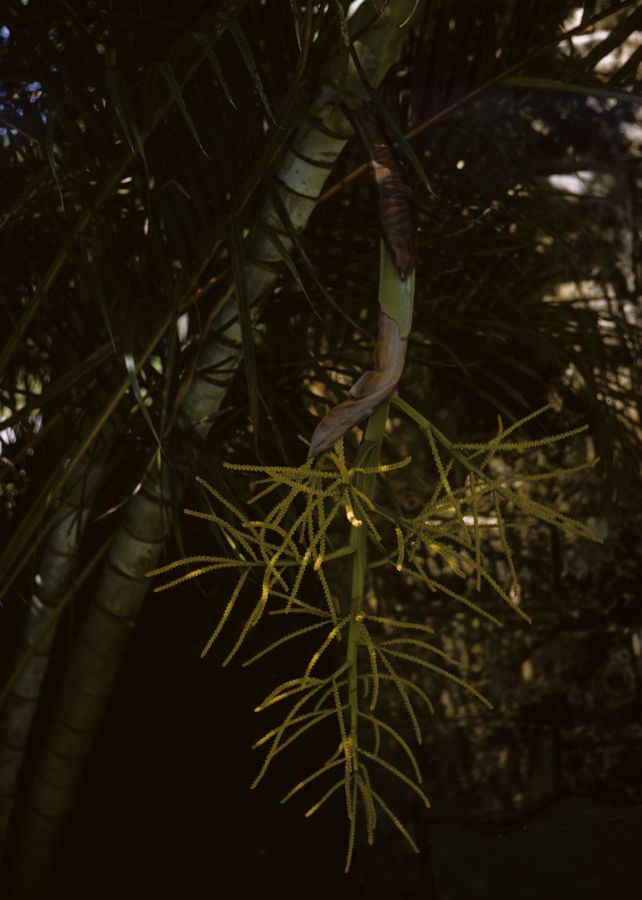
[395,525,405,571]
[345,499,363,528]
[316,565,340,623]
[259,580,270,607]
[303,621,348,682]
[352,457,412,475]
[328,442,351,482]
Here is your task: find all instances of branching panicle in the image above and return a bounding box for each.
[147,404,597,866]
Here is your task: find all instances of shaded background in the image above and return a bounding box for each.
[1,1,642,897]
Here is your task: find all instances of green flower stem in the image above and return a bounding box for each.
[346,402,389,775]
[345,238,415,784]
[377,244,415,340]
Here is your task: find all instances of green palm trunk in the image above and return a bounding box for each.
[0,419,117,862]
[0,0,247,859]
[7,3,421,896]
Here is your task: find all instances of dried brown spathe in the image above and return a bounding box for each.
[308,104,415,458]
[308,311,407,458]
[344,103,416,282]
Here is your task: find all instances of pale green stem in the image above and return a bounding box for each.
[345,239,414,780]
[346,402,389,774]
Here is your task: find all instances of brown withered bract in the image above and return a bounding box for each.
[307,312,408,458]
[307,104,415,458]
[343,103,416,281]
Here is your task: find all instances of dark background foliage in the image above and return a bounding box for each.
[1,1,641,897]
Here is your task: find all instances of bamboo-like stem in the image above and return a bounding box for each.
[0,3,249,857]
[175,0,419,434]
[0,417,119,862]
[7,6,421,896]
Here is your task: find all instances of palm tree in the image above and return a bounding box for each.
[1,0,640,896]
